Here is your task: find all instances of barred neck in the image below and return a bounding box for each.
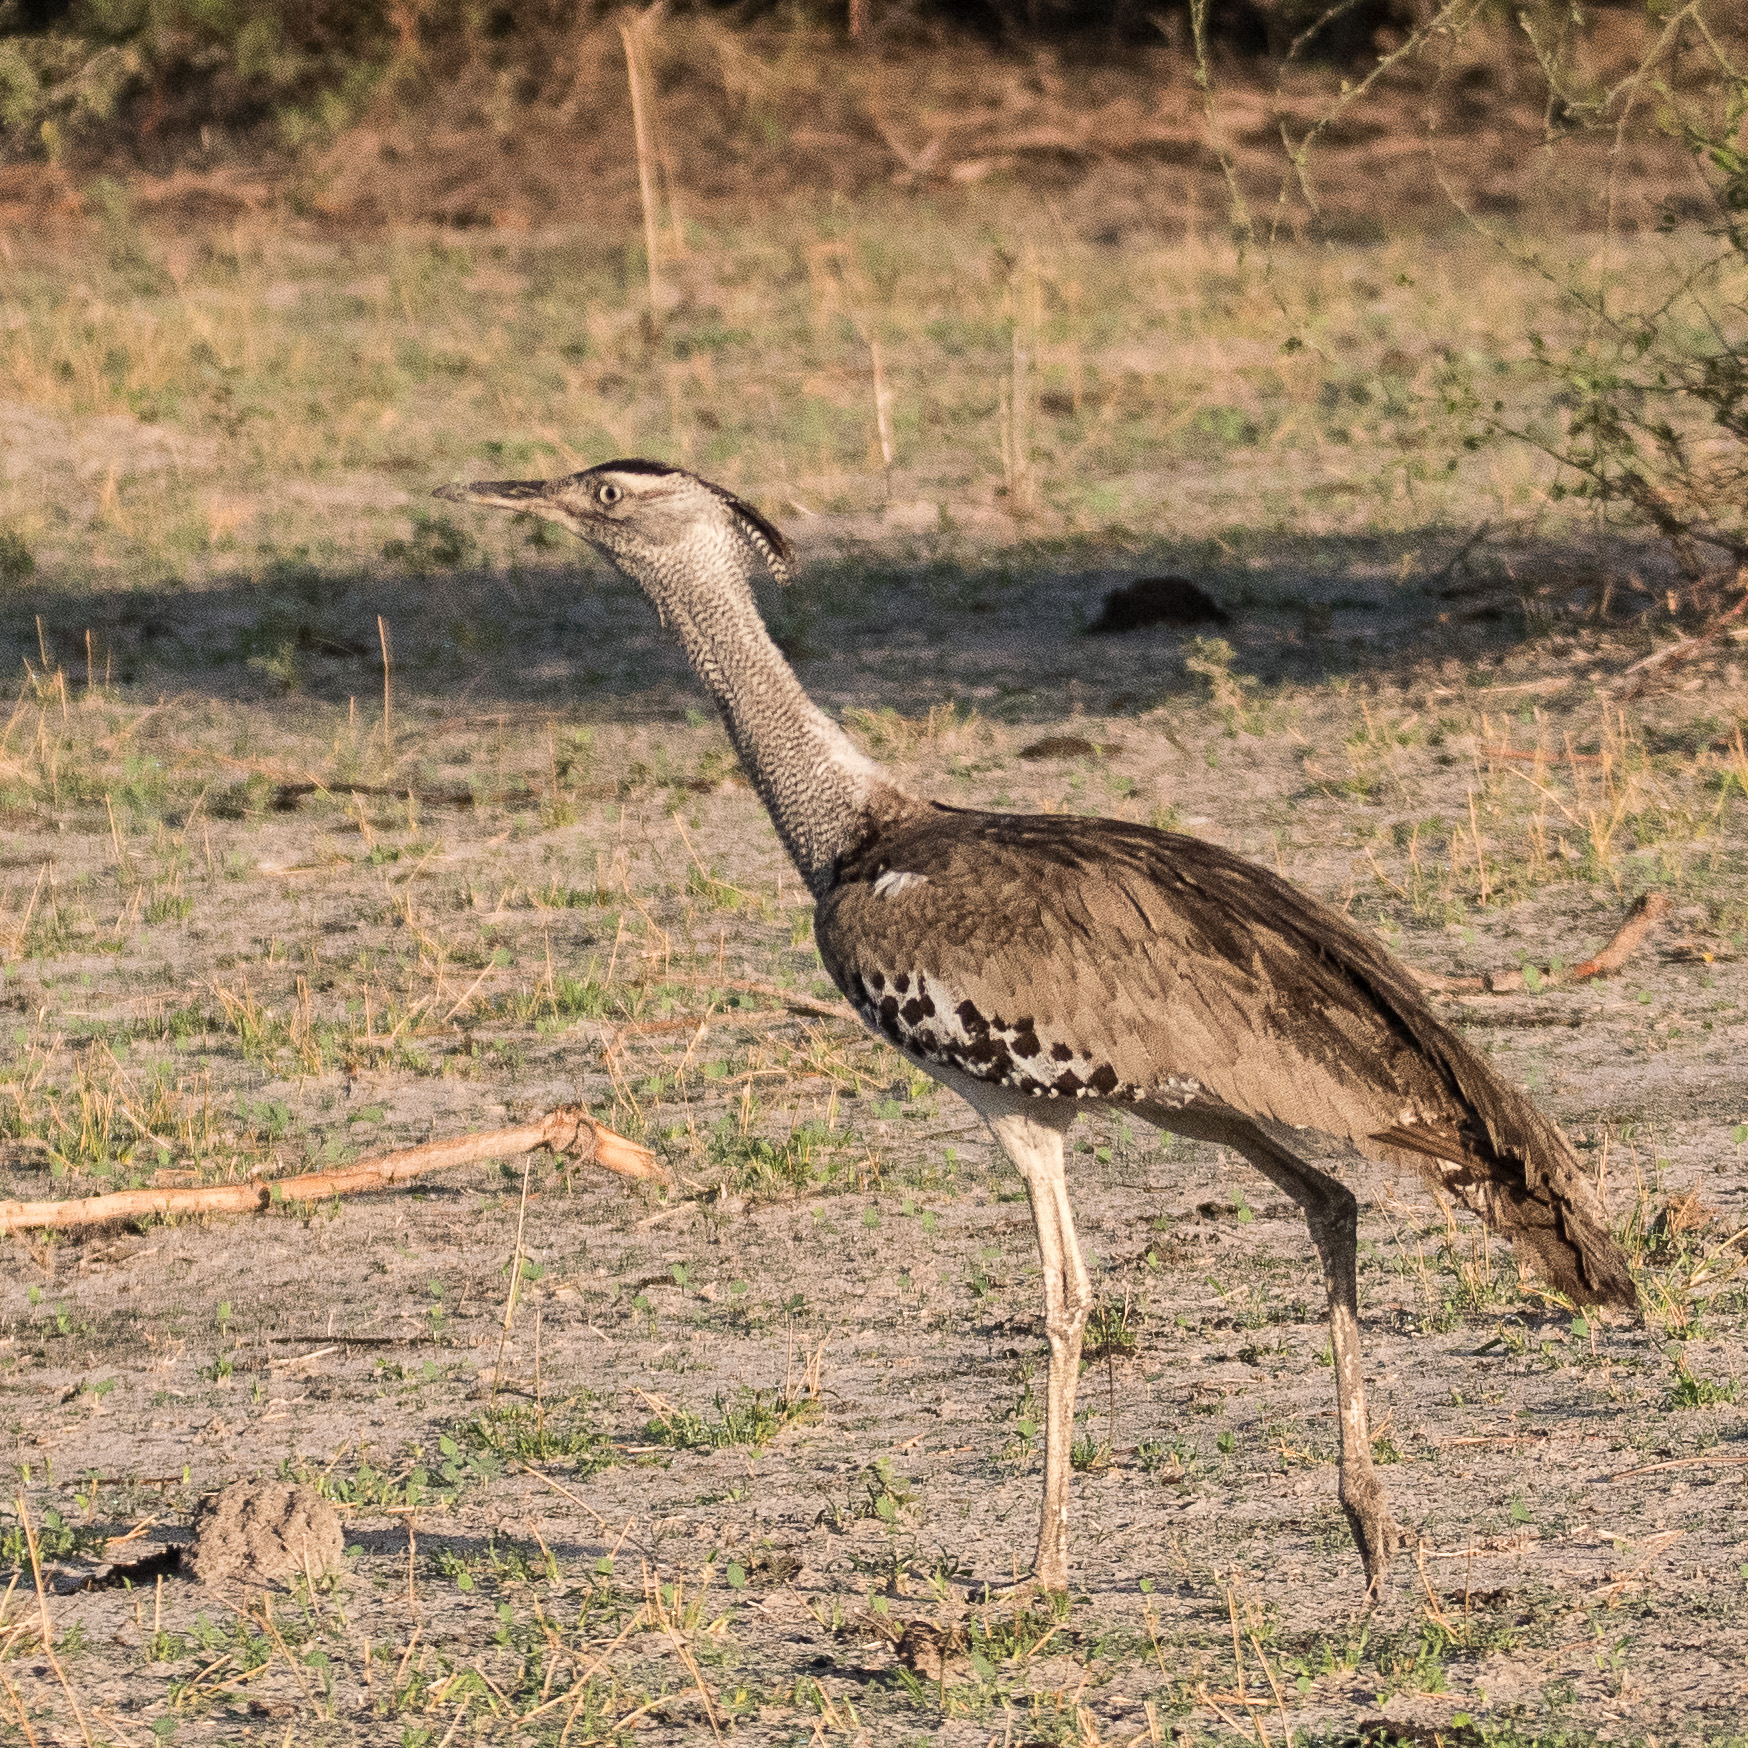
[665,588,885,895]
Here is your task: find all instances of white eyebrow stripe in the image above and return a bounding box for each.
[872,870,929,900]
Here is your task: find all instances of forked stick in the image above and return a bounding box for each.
[0,1105,663,1235]
[1414,891,1671,996]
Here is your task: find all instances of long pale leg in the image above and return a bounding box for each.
[980,1099,1088,1592]
[1229,1132,1396,1592]
[1153,1107,1397,1594]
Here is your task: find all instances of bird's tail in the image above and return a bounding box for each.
[1369,1110,1637,1310]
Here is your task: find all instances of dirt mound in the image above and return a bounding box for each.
[186,1481,344,1592]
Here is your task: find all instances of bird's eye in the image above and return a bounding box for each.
[598,482,621,506]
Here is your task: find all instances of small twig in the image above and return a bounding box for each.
[378,615,393,757]
[538,1611,650,1733]
[1566,891,1674,980]
[1411,891,1670,996]
[102,1516,158,1550]
[662,974,858,1024]
[1195,1682,1266,1744]
[490,1155,536,1399]
[645,1565,722,1742]
[15,1495,95,1748]
[268,1345,340,1370]
[436,1696,471,1748]
[215,1592,321,1718]
[1610,1454,1748,1481]
[270,780,542,812]
[1247,1630,1293,1748]
[1619,570,1748,694]
[0,1662,39,1748]
[1481,745,1605,767]
[1431,519,1494,586]
[620,4,666,324]
[515,1461,611,1534]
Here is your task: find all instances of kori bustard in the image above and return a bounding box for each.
[437,460,1636,1595]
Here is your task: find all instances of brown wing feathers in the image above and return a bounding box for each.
[822,805,1636,1312]
[1258,879,1637,1311]
[1126,826,1635,1310]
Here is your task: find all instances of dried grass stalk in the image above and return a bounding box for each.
[619,6,665,321]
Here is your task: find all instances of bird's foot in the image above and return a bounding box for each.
[1340,1474,1400,1601]
[966,1564,1066,1605]
[1029,1540,1071,1597]
[968,1573,1039,1606]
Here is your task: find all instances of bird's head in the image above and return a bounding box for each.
[434,460,792,609]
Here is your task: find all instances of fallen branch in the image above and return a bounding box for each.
[0,1105,662,1235]
[270,779,538,812]
[660,975,860,1024]
[1566,891,1675,979]
[1610,1453,1748,1481]
[1413,891,1671,997]
[1430,518,1495,587]
[1620,568,1748,695]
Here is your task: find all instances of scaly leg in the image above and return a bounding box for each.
[1319,1192,1396,1592]
[1226,1130,1396,1593]
[1149,1105,1397,1595]
[980,1099,1088,1592]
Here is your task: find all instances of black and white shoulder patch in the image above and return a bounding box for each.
[845,965,1199,1107]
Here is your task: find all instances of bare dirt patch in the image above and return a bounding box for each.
[0,26,1743,1727]
[0,537,1742,1743]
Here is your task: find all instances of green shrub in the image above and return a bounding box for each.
[1477,11,1748,582]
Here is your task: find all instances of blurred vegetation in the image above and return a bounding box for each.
[0,0,1742,590]
[0,0,397,163]
[1454,5,1748,585]
[0,0,1446,172]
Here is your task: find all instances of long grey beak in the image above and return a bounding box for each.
[433,479,552,510]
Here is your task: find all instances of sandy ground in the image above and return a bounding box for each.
[0,525,1745,1745]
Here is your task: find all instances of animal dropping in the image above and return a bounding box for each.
[439,458,1637,1599]
[1017,734,1112,761]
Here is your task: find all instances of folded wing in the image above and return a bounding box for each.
[817,804,1634,1310]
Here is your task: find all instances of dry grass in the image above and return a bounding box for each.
[1,184,1732,603]
[0,657,1740,1736]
